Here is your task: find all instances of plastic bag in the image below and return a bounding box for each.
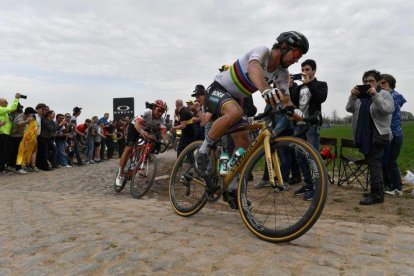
[405,170,414,185]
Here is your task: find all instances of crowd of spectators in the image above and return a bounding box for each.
[0,94,129,176]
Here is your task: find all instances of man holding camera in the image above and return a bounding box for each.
[290,59,328,200]
[0,93,23,175]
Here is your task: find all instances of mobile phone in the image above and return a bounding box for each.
[356,84,371,99]
[292,73,302,81]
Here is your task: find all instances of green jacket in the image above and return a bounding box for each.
[0,98,19,135]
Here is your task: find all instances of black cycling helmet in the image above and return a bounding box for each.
[275,31,309,54]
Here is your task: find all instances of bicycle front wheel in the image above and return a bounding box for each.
[130,153,158,199]
[238,136,328,243]
[169,141,209,217]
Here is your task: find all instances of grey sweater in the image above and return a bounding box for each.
[345,90,394,142]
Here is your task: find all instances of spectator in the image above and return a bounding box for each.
[37,110,57,170]
[16,107,40,172]
[172,99,196,157]
[379,74,406,196]
[45,110,58,168]
[291,59,328,201]
[94,120,106,162]
[86,116,99,163]
[346,69,394,205]
[70,107,84,165]
[116,118,126,158]
[35,103,49,170]
[106,120,117,159]
[12,107,35,173]
[0,93,22,175]
[55,113,72,167]
[8,103,24,171]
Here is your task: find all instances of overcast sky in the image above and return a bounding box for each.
[0,0,413,121]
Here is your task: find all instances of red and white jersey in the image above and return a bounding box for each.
[132,109,166,133]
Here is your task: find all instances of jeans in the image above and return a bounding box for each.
[56,139,69,166]
[382,134,403,190]
[86,136,95,162]
[365,143,386,196]
[72,136,82,163]
[294,125,320,188]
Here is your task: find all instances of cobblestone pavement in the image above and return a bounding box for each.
[1,151,414,275]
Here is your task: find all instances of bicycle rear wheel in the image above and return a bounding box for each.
[238,136,328,243]
[130,153,158,199]
[169,141,210,217]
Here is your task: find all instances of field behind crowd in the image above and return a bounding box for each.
[320,121,414,174]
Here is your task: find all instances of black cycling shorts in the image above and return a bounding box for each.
[126,123,141,146]
[205,81,249,129]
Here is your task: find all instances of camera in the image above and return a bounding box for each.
[20,95,27,99]
[292,73,302,81]
[356,84,371,99]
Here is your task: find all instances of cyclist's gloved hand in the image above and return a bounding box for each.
[261,88,283,108]
[293,109,304,121]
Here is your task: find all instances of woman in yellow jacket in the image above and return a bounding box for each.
[16,109,40,172]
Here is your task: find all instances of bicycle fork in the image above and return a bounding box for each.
[263,132,284,189]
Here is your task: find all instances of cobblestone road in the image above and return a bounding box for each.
[1,151,414,275]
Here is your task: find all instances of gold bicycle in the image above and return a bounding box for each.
[168,115,328,243]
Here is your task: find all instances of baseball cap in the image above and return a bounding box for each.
[24,107,37,115]
[191,84,206,97]
[73,107,82,114]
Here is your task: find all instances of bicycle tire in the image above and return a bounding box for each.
[130,153,158,199]
[237,136,328,243]
[169,141,209,217]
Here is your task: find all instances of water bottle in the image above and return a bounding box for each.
[219,152,229,175]
[227,147,247,171]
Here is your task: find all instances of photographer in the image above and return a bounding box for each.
[0,93,23,175]
[290,59,328,201]
[346,70,394,205]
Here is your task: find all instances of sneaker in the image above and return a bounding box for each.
[255,180,271,188]
[274,183,290,193]
[32,167,41,172]
[294,186,310,196]
[385,189,403,196]
[195,152,209,173]
[63,165,72,168]
[17,169,27,174]
[303,189,315,201]
[115,175,124,187]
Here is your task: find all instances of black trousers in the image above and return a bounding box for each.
[36,136,50,170]
[0,134,11,171]
[8,136,22,169]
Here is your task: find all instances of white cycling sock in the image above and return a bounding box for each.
[199,135,214,154]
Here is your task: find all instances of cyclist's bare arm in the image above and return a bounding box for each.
[133,120,151,140]
[247,60,271,91]
[200,112,213,127]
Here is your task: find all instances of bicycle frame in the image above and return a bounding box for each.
[221,122,284,189]
[128,140,154,177]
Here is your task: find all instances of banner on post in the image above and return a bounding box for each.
[113,97,134,121]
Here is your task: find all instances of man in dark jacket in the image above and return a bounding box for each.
[290,59,328,201]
